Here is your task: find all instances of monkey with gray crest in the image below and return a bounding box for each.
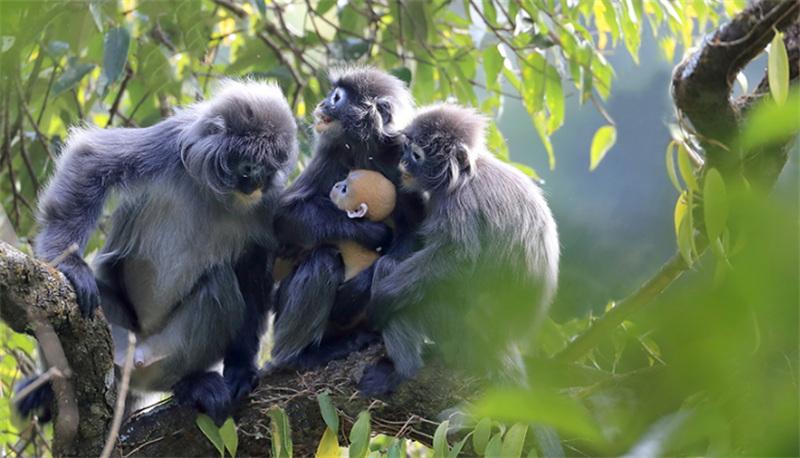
[16,80,298,425]
[271,66,425,371]
[359,104,560,396]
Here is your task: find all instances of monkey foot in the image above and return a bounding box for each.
[172,372,231,426]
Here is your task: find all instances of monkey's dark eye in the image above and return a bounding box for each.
[411,145,423,163]
[331,87,345,106]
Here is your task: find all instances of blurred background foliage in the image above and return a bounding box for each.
[0,0,797,457]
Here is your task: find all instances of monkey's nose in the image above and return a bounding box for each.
[400,159,408,168]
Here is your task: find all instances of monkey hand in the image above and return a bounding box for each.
[353,219,393,251]
[223,363,259,403]
[57,255,100,319]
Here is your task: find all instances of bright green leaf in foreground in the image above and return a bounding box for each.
[349,411,371,458]
[768,30,789,107]
[473,417,492,456]
[432,420,449,458]
[317,391,339,433]
[590,125,617,171]
[316,427,339,458]
[52,64,96,97]
[196,414,225,458]
[500,423,528,458]
[677,143,699,192]
[474,389,605,443]
[269,406,293,458]
[220,417,238,458]
[703,168,728,244]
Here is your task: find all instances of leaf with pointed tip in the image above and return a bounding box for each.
[703,168,728,244]
[769,30,789,106]
[196,414,225,458]
[102,26,130,84]
[433,420,449,458]
[316,427,339,458]
[500,423,528,458]
[590,125,616,171]
[349,411,371,458]
[220,417,238,458]
[52,64,96,97]
[473,417,492,456]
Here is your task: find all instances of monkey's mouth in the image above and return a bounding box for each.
[402,172,413,182]
[314,108,338,133]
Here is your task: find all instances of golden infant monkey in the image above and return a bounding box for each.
[330,170,397,281]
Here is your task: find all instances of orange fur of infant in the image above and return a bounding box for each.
[330,170,396,281]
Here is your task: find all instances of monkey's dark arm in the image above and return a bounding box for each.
[274,195,392,250]
[35,126,180,318]
[367,243,475,327]
[225,244,273,402]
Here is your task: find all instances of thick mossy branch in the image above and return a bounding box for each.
[0,241,115,457]
[671,0,799,173]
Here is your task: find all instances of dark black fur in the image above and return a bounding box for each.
[18,80,297,426]
[271,67,424,370]
[359,104,560,396]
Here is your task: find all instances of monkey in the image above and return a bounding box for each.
[16,79,298,425]
[358,104,560,397]
[330,169,397,281]
[270,66,425,371]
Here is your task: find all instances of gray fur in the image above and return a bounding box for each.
[33,80,297,410]
[362,104,559,394]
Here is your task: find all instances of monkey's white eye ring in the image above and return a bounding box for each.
[411,145,424,162]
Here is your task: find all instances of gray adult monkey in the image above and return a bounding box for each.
[16,80,298,425]
[359,104,560,396]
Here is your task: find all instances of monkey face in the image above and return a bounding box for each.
[314,86,346,134]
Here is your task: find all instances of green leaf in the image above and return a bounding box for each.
[485,433,503,458]
[475,389,605,443]
[349,411,371,458]
[666,141,682,193]
[449,435,469,458]
[433,420,449,458]
[220,417,239,458]
[483,0,498,25]
[269,406,293,458]
[677,192,694,267]
[52,63,95,97]
[196,414,225,458]
[532,112,555,169]
[414,62,435,103]
[768,31,789,106]
[545,64,564,134]
[89,1,104,32]
[390,67,412,86]
[500,423,528,458]
[522,51,546,115]
[677,143,699,192]
[316,427,340,458]
[387,440,403,458]
[483,45,503,90]
[316,0,336,15]
[740,88,800,151]
[317,392,339,433]
[473,417,492,456]
[703,168,728,244]
[102,26,130,84]
[589,125,616,171]
[514,163,541,181]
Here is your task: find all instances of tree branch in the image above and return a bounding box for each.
[0,242,115,457]
[0,242,480,457]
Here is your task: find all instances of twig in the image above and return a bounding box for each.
[4,92,21,227]
[555,248,705,362]
[589,93,615,126]
[37,64,58,126]
[16,78,56,163]
[212,0,249,19]
[10,366,63,405]
[106,65,133,127]
[49,243,79,267]
[71,88,84,121]
[100,330,135,458]
[17,93,39,194]
[27,308,79,448]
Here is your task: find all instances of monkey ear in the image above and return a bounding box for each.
[376,98,392,127]
[204,115,225,136]
[456,144,471,171]
[347,203,369,219]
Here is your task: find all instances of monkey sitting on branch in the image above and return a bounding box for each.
[330,170,397,281]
